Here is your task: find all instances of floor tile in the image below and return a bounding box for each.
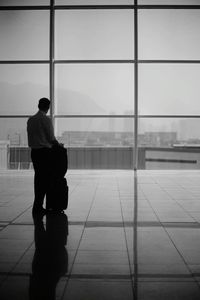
[0,170,200,300]
[63,279,133,300]
[138,281,200,300]
[74,250,129,265]
[0,276,30,300]
[79,228,127,251]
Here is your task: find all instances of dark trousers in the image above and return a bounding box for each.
[31,148,52,210]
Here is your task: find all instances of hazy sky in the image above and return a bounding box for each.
[139,10,200,60]
[55,10,134,60]
[0,10,49,60]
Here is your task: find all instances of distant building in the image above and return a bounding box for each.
[123,110,134,133]
[143,132,177,147]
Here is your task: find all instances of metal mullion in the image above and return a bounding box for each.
[1,115,200,119]
[49,0,55,125]
[54,5,135,10]
[137,5,200,9]
[1,4,199,10]
[2,59,200,65]
[54,115,135,118]
[54,4,200,10]
[0,60,49,64]
[0,6,50,10]
[139,115,200,118]
[0,115,31,118]
[55,60,135,64]
[139,60,200,64]
[134,1,138,171]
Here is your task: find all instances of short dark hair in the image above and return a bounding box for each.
[38,98,50,111]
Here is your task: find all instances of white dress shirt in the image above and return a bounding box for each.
[27,110,56,149]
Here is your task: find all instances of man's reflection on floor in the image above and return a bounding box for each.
[29,212,68,300]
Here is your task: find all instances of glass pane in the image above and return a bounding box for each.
[0,0,49,5]
[138,64,200,115]
[0,65,49,115]
[55,117,134,168]
[139,0,199,4]
[55,10,134,60]
[138,118,200,170]
[0,118,32,170]
[139,10,200,60]
[56,0,133,4]
[0,118,28,146]
[56,118,134,147]
[55,64,134,115]
[0,11,49,60]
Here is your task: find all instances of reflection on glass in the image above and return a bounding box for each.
[55,117,134,147]
[0,11,49,60]
[139,10,200,60]
[138,118,200,170]
[30,213,68,300]
[138,64,200,115]
[0,65,49,115]
[55,64,134,115]
[55,10,134,60]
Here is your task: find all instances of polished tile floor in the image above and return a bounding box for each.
[0,170,200,299]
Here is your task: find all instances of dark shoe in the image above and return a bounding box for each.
[46,209,64,215]
[32,207,47,217]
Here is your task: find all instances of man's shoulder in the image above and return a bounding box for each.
[27,112,38,122]
[27,112,51,128]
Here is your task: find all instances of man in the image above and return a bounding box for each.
[27,98,59,215]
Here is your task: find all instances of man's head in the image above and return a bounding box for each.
[38,98,51,113]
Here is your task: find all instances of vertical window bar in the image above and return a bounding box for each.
[133,171,138,298]
[134,0,138,170]
[50,0,55,125]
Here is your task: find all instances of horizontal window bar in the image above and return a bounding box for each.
[55,60,135,64]
[2,60,200,64]
[54,5,135,10]
[0,5,134,10]
[2,115,200,119]
[0,61,49,64]
[138,115,200,118]
[54,115,135,118]
[0,6,50,10]
[54,5,200,10]
[1,5,200,11]
[55,115,200,119]
[137,5,200,9]
[139,60,200,64]
[0,115,31,118]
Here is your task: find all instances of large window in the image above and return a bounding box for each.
[138,10,200,60]
[138,64,200,115]
[0,1,200,169]
[55,10,134,60]
[0,11,49,60]
[55,64,134,115]
[0,65,49,115]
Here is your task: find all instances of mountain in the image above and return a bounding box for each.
[0,81,105,115]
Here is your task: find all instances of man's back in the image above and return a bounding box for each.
[27,111,55,149]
